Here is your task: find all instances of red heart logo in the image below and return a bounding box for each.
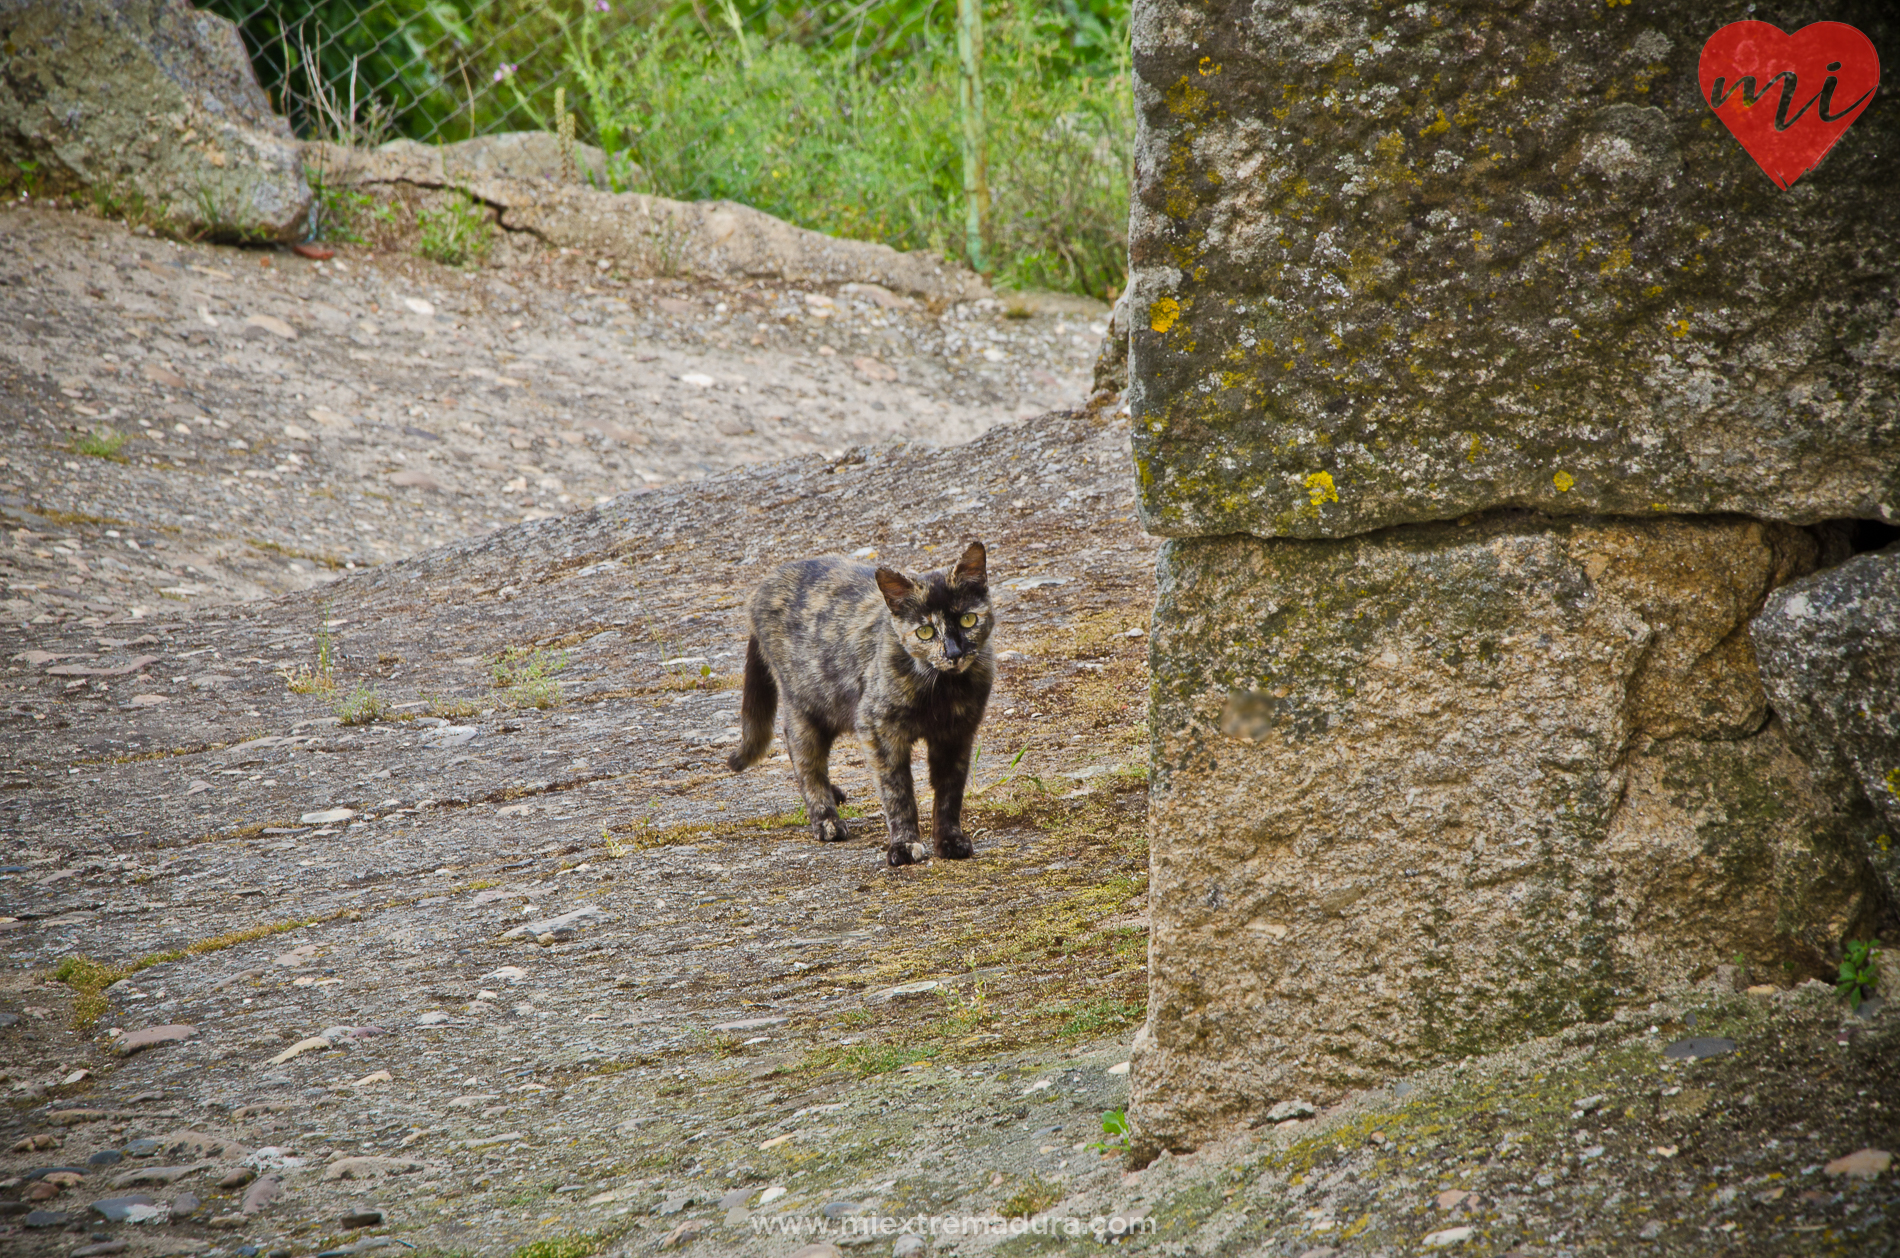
[1699,20,1881,189]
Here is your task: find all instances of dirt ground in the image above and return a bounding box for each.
[0,201,1105,609]
[2,202,1896,1258]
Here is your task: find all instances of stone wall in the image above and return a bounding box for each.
[1126,0,1897,541]
[1128,0,1898,1149]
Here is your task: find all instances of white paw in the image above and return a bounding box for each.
[905,842,929,863]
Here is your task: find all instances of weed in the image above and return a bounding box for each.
[71,429,128,461]
[417,191,495,268]
[88,182,155,230]
[280,606,338,694]
[7,158,44,197]
[1046,995,1144,1039]
[658,665,736,692]
[307,168,377,244]
[970,744,1048,796]
[334,682,388,726]
[50,917,325,1027]
[555,4,1131,298]
[1087,1108,1132,1154]
[1838,938,1882,1011]
[842,1041,915,1075]
[186,176,268,244]
[601,827,628,859]
[423,694,481,720]
[1000,1174,1064,1218]
[492,646,568,708]
[509,1228,625,1258]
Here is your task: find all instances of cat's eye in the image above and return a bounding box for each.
[916,625,936,640]
[958,613,979,629]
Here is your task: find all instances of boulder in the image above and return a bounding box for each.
[305,138,990,303]
[1126,0,1900,540]
[1131,514,1876,1148]
[1752,544,1900,901]
[0,0,311,241]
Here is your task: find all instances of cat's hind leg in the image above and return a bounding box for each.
[783,710,848,842]
[726,635,778,773]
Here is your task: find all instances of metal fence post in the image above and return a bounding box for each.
[955,0,990,276]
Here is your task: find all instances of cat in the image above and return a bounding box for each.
[726,541,995,867]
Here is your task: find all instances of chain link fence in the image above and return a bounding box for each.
[197,0,1133,296]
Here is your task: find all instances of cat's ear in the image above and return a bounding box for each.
[951,541,987,589]
[875,566,917,612]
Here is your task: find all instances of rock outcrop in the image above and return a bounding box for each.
[1753,544,1900,903]
[0,0,311,240]
[1135,515,1877,1143]
[1128,0,1898,1149]
[1126,0,1899,540]
[309,137,990,303]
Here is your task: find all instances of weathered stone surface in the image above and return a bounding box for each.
[306,139,990,302]
[1131,514,1876,1147]
[113,1024,195,1055]
[1752,545,1900,900]
[1126,0,1900,539]
[0,0,311,240]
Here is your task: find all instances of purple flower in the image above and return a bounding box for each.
[493,63,517,83]
[595,0,609,9]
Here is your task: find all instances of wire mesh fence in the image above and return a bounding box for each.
[197,0,1133,297]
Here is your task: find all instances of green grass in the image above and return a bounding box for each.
[50,917,328,1026]
[335,682,389,726]
[417,191,495,267]
[561,3,1131,297]
[493,646,568,709]
[72,430,128,460]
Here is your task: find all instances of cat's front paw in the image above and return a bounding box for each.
[887,840,930,867]
[811,809,849,842]
[934,828,974,860]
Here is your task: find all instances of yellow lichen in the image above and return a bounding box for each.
[1553,470,1575,492]
[1305,471,1339,506]
[1149,297,1180,334]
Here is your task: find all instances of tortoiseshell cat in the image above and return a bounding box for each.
[727,541,995,866]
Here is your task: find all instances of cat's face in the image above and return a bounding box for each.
[876,542,993,674]
[895,596,994,673]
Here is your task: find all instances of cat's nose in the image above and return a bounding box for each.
[942,639,966,661]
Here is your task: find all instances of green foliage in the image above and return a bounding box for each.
[564,5,1131,295]
[971,744,1049,796]
[282,609,339,694]
[417,191,495,266]
[200,0,486,141]
[1838,938,1882,1011]
[335,682,389,725]
[1047,995,1143,1038]
[1088,1107,1131,1153]
[510,1230,619,1258]
[307,167,378,243]
[999,1174,1064,1218]
[215,0,1131,293]
[492,645,568,708]
[71,429,128,460]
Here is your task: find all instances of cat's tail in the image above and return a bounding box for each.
[727,635,777,773]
